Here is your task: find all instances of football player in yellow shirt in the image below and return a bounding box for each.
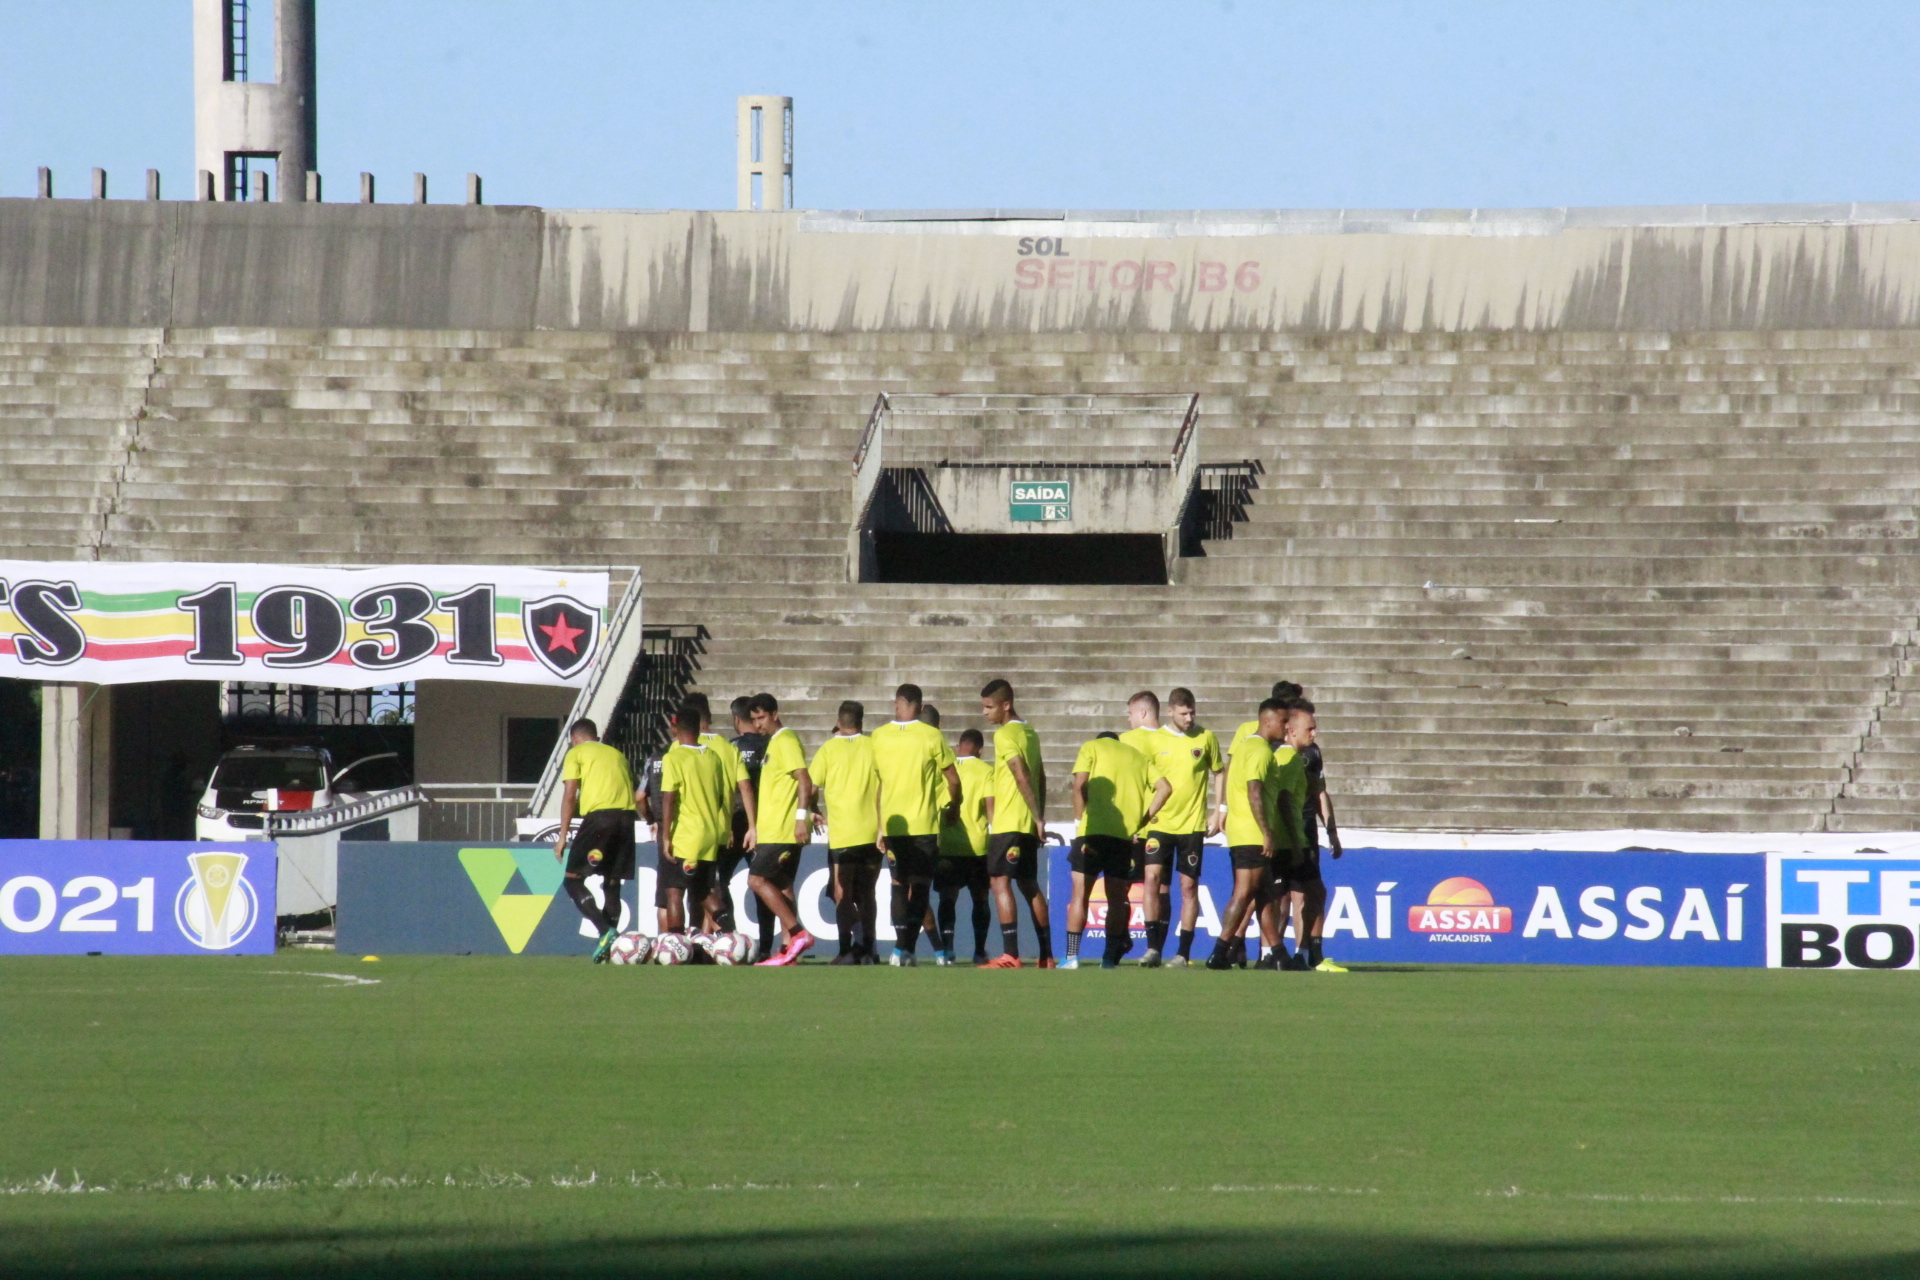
[1207,698,1299,969]
[685,693,756,935]
[1139,687,1226,966]
[871,683,961,967]
[1063,731,1152,969]
[746,692,817,967]
[935,727,995,966]
[656,701,733,938]
[1118,691,1166,929]
[980,679,1055,968]
[810,700,884,964]
[553,717,638,962]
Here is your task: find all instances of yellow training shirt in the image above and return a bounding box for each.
[753,726,809,843]
[659,742,729,863]
[1224,732,1280,850]
[991,720,1044,835]
[700,731,748,797]
[1147,725,1224,836]
[1072,736,1151,840]
[810,733,880,849]
[940,755,993,858]
[560,741,636,816]
[871,719,957,838]
[1270,743,1308,857]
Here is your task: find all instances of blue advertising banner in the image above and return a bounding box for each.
[338,842,1046,957]
[1056,845,1765,967]
[0,840,275,955]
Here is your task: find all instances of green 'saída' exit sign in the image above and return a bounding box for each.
[1010,480,1072,522]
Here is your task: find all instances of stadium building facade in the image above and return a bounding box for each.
[6,195,1920,839]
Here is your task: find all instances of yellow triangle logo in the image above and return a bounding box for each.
[488,895,553,954]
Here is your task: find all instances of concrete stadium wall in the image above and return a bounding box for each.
[7,198,1920,333]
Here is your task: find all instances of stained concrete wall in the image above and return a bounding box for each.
[413,681,577,785]
[8,197,1920,333]
[0,199,542,329]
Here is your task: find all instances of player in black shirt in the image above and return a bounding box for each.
[727,695,774,959]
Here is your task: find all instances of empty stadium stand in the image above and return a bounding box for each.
[6,319,1918,832]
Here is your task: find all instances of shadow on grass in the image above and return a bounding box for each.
[2,1222,1915,1280]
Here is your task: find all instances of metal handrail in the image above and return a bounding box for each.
[1169,393,1203,471]
[853,392,889,472]
[266,786,424,836]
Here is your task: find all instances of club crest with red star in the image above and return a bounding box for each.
[521,595,601,679]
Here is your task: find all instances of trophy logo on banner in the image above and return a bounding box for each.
[175,852,260,950]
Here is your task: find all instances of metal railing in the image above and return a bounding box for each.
[852,392,889,473]
[265,786,424,837]
[419,784,537,843]
[1169,392,1203,475]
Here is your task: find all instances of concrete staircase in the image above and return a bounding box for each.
[5,325,1918,832]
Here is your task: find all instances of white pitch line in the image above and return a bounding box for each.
[265,970,381,987]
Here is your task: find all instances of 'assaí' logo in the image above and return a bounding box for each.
[1409,877,1513,935]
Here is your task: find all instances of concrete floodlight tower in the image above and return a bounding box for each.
[193,0,316,201]
[737,95,792,211]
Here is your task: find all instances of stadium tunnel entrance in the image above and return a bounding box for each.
[872,532,1169,585]
[847,394,1254,584]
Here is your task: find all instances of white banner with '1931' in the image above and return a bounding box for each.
[0,562,608,689]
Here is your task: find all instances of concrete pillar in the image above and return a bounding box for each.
[197,169,216,200]
[412,172,427,204]
[359,172,374,203]
[146,169,161,200]
[193,0,316,201]
[304,169,320,201]
[736,95,792,211]
[39,684,111,840]
[91,168,107,199]
[252,168,269,202]
[465,173,482,206]
[36,167,51,198]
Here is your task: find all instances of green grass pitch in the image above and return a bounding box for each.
[1,955,1916,1279]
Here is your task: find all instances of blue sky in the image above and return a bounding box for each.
[3,1,1916,210]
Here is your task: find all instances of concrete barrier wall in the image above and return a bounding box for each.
[7,198,1920,333]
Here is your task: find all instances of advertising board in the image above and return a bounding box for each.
[336,842,1046,957]
[1768,852,1920,969]
[0,840,275,955]
[1056,845,1766,967]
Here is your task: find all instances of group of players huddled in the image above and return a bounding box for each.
[552,678,1344,971]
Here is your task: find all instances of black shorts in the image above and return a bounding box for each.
[830,844,884,873]
[934,855,990,896]
[1276,845,1323,892]
[884,832,940,880]
[1069,835,1134,882]
[566,808,636,879]
[653,850,717,906]
[1145,831,1206,879]
[988,831,1041,881]
[748,842,802,886]
[715,845,746,887]
[1229,844,1273,874]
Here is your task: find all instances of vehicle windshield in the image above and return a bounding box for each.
[211,756,327,792]
[331,754,412,792]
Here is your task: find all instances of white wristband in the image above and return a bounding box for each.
[795,808,809,822]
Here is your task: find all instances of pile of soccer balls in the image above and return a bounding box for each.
[608,931,754,966]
